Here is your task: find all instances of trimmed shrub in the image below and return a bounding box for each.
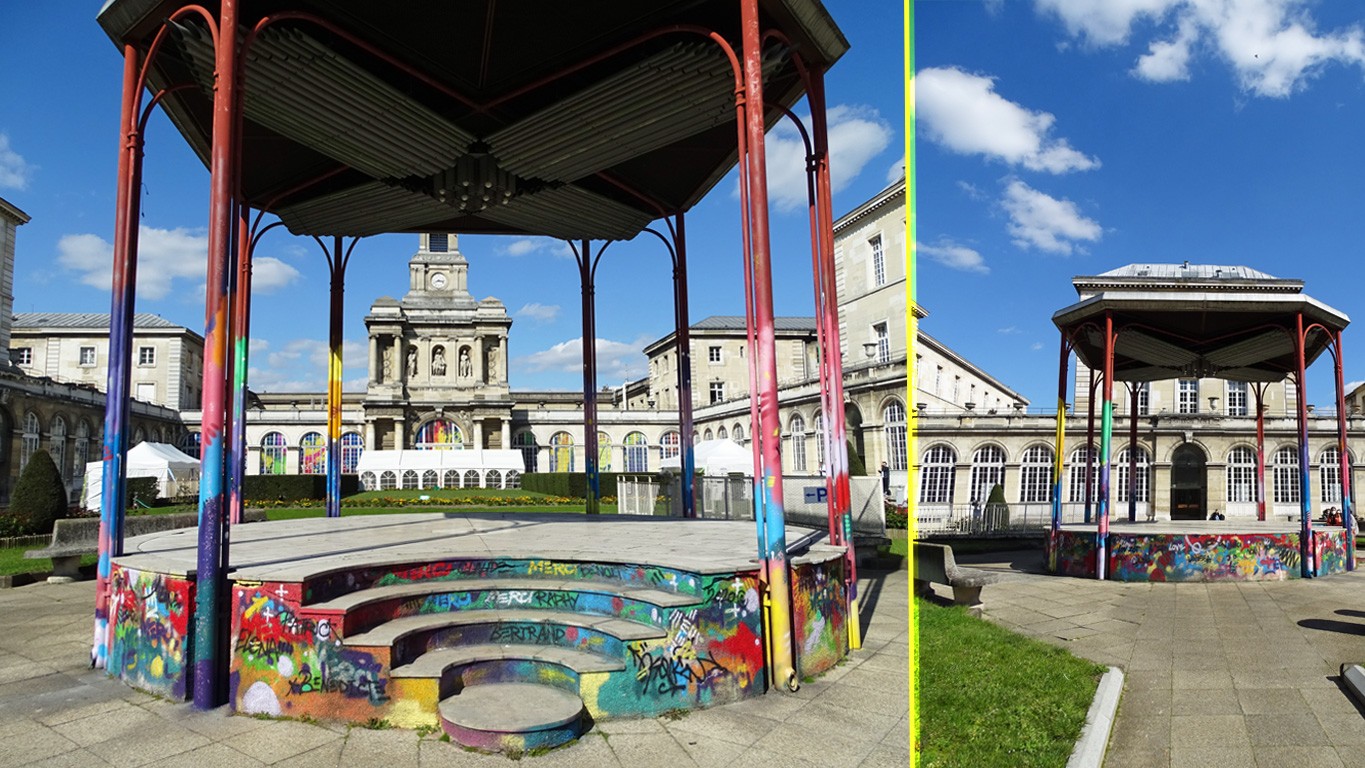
[3,450,69,536]
[984,483,1010,528]
[244,474,361,502]
[846,440,868,476]
[127,477,160,508]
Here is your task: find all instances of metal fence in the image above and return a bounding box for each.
[914,503,1097,537]
[618,474,888,536]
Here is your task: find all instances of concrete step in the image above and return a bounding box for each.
[345,608,666,648]
[438,683,586,753]
[389,642,624,680]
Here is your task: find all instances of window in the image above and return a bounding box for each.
[703,428,714,441]
[361,472,377,491]
[873,322,890,364]
[731,424,744,443]
[73,421,91,478]
[1227,381,1249,417]
[550,431,574,472]
[21,412,40,471]
[486,470,503,489]
[341,433,363,473]
[884,401,907,471]
[260,432,287,475]
[1019,445,1054,504]
[716,426,728,440]
[1135,383,1150,416]
[402,470,419,489]
[1320,447,1346,504]
[463,469,480,488]
[952,376,960,402]
[919,445,955,505]
[709,382,725,404]
[49,416,67,480]
[1116,447,1153,503]
[138,346,155,366]
[969,446,1006,505]
[301,432,326,475]
[597,431,612,471]
[1178,379,1199,414]
[513,431,538,472]
[1272,446,1300,504]
[429,233,449,252]
[624,432,648,473]
[443,469,460,488]
[1067,446,1099,503]
[1226,447,1257,503]
[660,431,680,460]
[870,234,885,287]
[379,471,397,490]
[416,419,462,449]
[788,414,807,472]
[11,348,31,366]
[180,432,201,460]
[708,346,722,364]
[79,346,96,366]
[422,470,439,489]
[813,413,826,470]
[934,366,943,397]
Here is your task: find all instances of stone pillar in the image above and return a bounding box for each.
[473,421,484,450]
[364,421,375,451]
[369,336,379,384]
[500,420,510,450]
[394,336,406,384]
[395,418,406,450]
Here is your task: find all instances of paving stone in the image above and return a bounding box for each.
[1252,746,1347,768]
[141,743,266,768]
[1245,713,1331,747]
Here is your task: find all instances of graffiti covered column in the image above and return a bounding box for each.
[1332,331,1355,570]
[1048,332,1069,573]
[1096,313,1115,580]
[673,215,697,518]
[1293,313,1314,578]
[1254,383,1269,521]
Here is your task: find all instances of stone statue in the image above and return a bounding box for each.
[432,346,447,376]
[407,345,417,377]
[458,347,472,378]
[382,347,393,381]
[486,346,498,381]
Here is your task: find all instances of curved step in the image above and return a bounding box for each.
[309,577,699,612]
[390,642,623,680]
[439,683,585,753]
[346,609,666,647]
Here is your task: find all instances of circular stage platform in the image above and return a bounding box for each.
[1047,519,1356,582]
[105,513,852,745]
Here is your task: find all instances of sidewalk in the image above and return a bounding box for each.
[0,569,908,768]
[954,549,1365,768]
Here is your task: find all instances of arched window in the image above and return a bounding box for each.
[180,432,201,460]
[416,419,462,449]
[1226,447,1257,503]
[486,469,503,489]
[1272,446,1300,504]
[300,432,326,475]
[919,445,956,505]
[788,414,807,472]
[731,424,744,443]
[597,431,612,472]
[660,431,680,460]
[443,469,460,488]
[73,420,91,479]
[513,431,538,472]
[260,432,287,475]
[1019,445,1054,503]
[1067,445,1099,503]
[463,469,480,488]
[1320,447,1348,504]
[884,401,907,471]
[360,471,377,491]
[505,470,521,489]
[50,416,67,480]
[133,426,145,446]
[1116,446,1152,503]
[969,445,1006,504]
[379,470,397,490]
[813,413,826,470]
[703,428,714,441]
[550,432,574,472]
[716,426,728,440]
[692,430,699,445]
[624,432,649,473]
[422,469,439,489]
[402,470,419,489]
[341,432,363,473]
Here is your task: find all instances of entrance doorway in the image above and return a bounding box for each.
[1170,443,1207,520]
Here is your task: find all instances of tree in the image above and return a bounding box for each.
[846,439,868,476]
[4,450,68,536]
[984,483,1010,530]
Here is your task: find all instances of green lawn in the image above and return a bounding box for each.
[264,504,618,521]
[917,598,1103,768]
[0,545,96,577]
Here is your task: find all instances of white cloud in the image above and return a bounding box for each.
[756,104,894,212]
[248,337,366,392]
[1041,0,1365,98]
[916,67,1099,173]
[917,240,990,274]
[516,302,561,323]
[498,237,574,259]
[957,180,987,200]
[998,326,1022,334]
[518,336,648,380]
[886,158,906,184]
[0,133,33,190]
[251,256,302,293]
[1000,179,1102,254]
[1346,379,1365,393]
[57,226,209,300]
[1031,342,1045,351]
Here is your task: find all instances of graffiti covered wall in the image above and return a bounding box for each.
[1049,529,1352,582]
[793,558,848,677]
[1049,531,1096,577]
[108,565,194,699]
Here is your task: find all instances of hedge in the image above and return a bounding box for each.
[2,450,68,536]
[127,476,160,507]
[520,472,664,499]
[244,474,361,502]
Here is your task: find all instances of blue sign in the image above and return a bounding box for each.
[803,486,827,504]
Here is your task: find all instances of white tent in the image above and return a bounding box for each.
[82,442,201,511]
[355,449,526,490]
[660,439,754,476]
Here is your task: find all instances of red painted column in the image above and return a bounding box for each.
[1096,314,1115,580]
[1332,332,1355,570]
[740,0,796,691]
[1293,313,1314,578]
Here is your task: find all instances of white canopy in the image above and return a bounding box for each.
[355,449,525,490]
[660,439,754,476]
[82,442,201,510]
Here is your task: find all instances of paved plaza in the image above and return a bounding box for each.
[0,567,908,768]
[953,548,1365,768]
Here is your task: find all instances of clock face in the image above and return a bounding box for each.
[429,272,448,289]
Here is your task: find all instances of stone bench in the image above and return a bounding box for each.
[913,541,1009,616]
[25,509,266,581]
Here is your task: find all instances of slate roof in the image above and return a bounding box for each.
[12,312,188,330]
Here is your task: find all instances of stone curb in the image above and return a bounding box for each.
[1067,666,1124,768]
[1342,663,1365,710]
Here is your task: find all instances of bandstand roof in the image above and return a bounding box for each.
[1053,263,1350,383]
[96,1,848,241]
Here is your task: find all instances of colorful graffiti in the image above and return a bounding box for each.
[108,565,193,699]
[793,560,849,677]
[1049,531,1096,577]
[1048,529,1353,582]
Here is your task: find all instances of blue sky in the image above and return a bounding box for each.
[916,0,1365,409]
[0,3,903,393]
